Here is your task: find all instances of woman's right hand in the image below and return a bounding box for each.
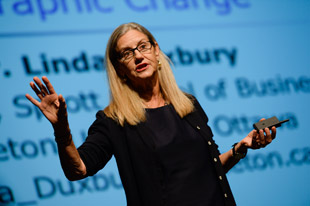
[25,76,69,132]
[26,77,87,178]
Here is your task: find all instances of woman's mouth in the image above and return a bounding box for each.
[136,63,148,72]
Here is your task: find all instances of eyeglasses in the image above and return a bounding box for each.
[119,41,153,61]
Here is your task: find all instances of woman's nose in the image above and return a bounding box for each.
[133,49,144,59]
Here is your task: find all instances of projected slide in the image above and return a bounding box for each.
[0,1,309,205]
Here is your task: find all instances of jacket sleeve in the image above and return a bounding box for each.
[77,111,114,176]
[191,96,220,155]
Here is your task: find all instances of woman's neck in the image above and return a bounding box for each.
[130,75,166,108]
[142,89,166,108]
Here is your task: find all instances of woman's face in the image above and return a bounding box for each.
[116,29,160,84]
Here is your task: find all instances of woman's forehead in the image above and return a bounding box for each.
[117,30,148,51]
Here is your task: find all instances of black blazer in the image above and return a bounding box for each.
[78,99,236,206]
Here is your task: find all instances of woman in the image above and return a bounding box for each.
[26,22,276,206]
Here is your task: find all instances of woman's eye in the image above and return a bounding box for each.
[122,51,131,57]
[139,44,147,50]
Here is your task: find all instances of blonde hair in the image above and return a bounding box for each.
[104,22,194,126]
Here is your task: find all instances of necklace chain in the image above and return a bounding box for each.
[144,100,168,108]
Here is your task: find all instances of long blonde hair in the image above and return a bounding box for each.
[104,22,194,126]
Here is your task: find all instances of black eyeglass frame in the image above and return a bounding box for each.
[118,41,154,61]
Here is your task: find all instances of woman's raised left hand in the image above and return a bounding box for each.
[241,118,277,149]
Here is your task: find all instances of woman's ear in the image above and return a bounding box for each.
[154,41,160,59]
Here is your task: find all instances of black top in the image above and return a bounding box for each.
[142,105,225,205]
[77,97,236,206]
